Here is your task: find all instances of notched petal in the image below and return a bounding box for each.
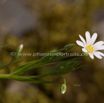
[76,40,84,47]
[94,52,103,59]
[89,53,94,59]
[82,48,87,53]
[79,35,86,45]
[85,31,91,44]
[91,33,97,45]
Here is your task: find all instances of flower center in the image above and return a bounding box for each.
[86,44,94,53]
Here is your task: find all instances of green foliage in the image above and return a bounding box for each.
[60,44,75,52]
[0,43,82,94]
[48,60,81,75]
[10,44,79,75]
[0,44,12,49]
[0,60,21,70]
[0,44,82,77]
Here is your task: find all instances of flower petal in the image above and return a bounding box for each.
[93,52,103,59]
[82,48,87,52]
[93,41,104,47]
[76,40,84,47]
[98,52,104,56]
[79,35,86,45]
[85,31,91,45]
[94,46,104,51]
[89,53,94,59]
[95,51,104,56]
[93,41,104,50]
[91,33,97,45]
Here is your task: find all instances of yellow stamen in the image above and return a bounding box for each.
[86,44,94,53]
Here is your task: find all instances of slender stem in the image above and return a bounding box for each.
[0,74,9,79]
[0,74,63,84]
[26,74,49,79]
[58,75,66,84]
[0,74,32,80]
[0,73,49,81]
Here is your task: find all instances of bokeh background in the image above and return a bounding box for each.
[0,0,104,103]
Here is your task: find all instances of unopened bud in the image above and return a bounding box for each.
[19,44,23,52]
[60,84,66,94]
[12,44,23,59]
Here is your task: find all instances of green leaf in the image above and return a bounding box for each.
[0,60,21,70]
[59,44,75,52]
[11,56,82,75]
[39,44,75,63]
[40,49,63,62]
[48,59,81,75]
[0,44,12,49]
[9,75,62,84]
[10,60,39,74]
[10,59,59,75]
[10,44,81,75]
[11,49,60,75]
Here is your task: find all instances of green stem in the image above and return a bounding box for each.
[26,74,49,79]
[0,74,62,84]
[0,74,10,79]
[58,75,66,84]
[0,74,29,80]
[0,74,49,81]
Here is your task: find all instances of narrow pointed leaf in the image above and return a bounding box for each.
[9,75,62,84]
[0,60,21,70]
[60,44,75,52]
[0,44,12,49]
[48,60,81,75]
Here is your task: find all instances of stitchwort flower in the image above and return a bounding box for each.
[76,31,104,59]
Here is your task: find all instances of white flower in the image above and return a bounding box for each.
[19,44,23,51]
[76,31,104,59]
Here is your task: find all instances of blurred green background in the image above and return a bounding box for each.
[0,0,104,103]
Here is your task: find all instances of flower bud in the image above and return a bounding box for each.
[19,44,23,52]
[60,84,67,94]
[12,44,23,59]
